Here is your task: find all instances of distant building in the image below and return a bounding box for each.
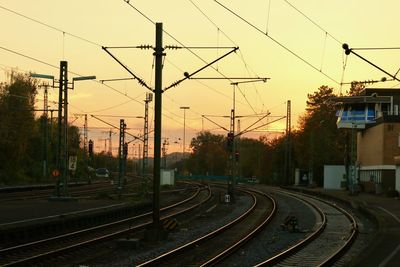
[333,88,400,193]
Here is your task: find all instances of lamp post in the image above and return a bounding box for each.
[180,106,190,158]
[31,63,95,199]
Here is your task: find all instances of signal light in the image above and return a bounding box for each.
[227,132,234,152]
[88,140,93,156]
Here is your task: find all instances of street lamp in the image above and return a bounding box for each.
[180,106,190,158]
[31,73,55,80]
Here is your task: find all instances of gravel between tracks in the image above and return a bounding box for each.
[76,186,377,267]
[80,191,253,266]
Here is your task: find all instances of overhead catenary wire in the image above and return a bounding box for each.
[0,5,102,47]
[0,45,194,130]
[0,7,197,131]
[163,58,250,108]
[282,0,342,44]
[0,46,59,70]
[1,2,279,136]
[123,0,266,115]
[188,0,267,111]
[213,0,341,85]
[265,0,271,34]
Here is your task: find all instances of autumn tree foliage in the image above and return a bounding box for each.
[187,131,227,176]
[0,73,38,184]
[0,73,83,185]
[184,85,349,186]
[294,85,345,185]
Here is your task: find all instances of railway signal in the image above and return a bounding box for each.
[88,139,94,157]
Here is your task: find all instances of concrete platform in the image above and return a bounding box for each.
[0,199,125,227]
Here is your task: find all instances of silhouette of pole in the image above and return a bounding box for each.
[180,106,190,158]
[153,22,163,228]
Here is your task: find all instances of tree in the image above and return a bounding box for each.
[187,131,227,175]
[347,81,365,96]
[0,73,38,184]
[237,137,269,180]
[294,85,344,185]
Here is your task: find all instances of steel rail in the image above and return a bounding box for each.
[255,189,357,266]
[200,188,277,266]
[309,194,358,266]
[137,186,275,266]
[0,183,211,266]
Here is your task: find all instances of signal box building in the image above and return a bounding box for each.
[334,88,400,193]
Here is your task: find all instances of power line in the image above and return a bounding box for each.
[122,2,262,131]
[0,45,192,129]
[123,1,267,105]
[188,0,267,111]
[213,0,341,85]
[0,3,247,132]
[0,5,102,47]
[0,46,59,69]
[87,99,136,113]
[282,0,342,44]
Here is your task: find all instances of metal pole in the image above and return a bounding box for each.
[84,114,89,182]
[183,109,186,156]
[143,96,151,179]
[228,84,236,200]
[56,64,63,197]
[180,106,190,158]
[153,22,163,227]
[62,61,69,196]
[43,85,48,180]
[118,119,125,192]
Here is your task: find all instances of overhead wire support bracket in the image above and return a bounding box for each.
[342,43,400,82]
[230,78,269,85]
[164,46,239,91]
[102,46,154,91]
[239,116,286,136]
[202,115,230,132]
[164,45,238,50]
[236,112,271,137]
[190,77,269,81]
[100,78,135,83]
[104,45,153,49]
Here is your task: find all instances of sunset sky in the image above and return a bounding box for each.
[1,0,399,156]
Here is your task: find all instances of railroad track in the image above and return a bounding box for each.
[0,182,211,266]
[136,187,276,266]
[255,189,358,266]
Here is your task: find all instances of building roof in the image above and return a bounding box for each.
[331,95,392,104]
